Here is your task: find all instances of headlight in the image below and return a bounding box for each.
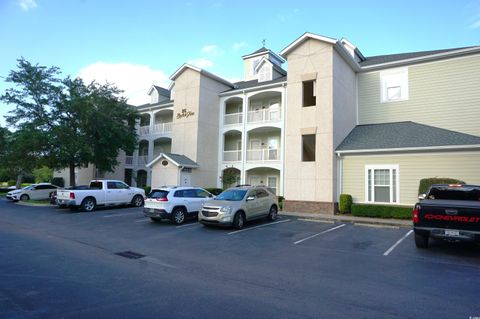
[220,206,232,215]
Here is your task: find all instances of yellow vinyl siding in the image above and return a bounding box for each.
[358,55,480,136]
[342,151,480,205]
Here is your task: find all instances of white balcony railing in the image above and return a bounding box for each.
[153,122,173,134]
[223,150,242,162]
[247,109,281,124]
[139,126,150,135]
[224,112,243,125]
[246,148,280,162]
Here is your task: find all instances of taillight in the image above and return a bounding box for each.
[69,192,75,199]
[155,197,168,202]
[413,207,419,224]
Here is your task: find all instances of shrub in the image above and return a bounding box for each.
[51,177,65,188]
[205,188,223,195]
[339,194,353,213]
[351,204,413,219]
[277,196,285,210]
[143,186,151,195]
[418,177,465,195]
[7,180,16,187]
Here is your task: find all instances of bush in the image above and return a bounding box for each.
[351,204,413,219]
[143,186,151,195]
[7,180,16,187]
[418,177,465,195]
[277,196,285,210]
[205,188,223,195]
[339,194,353,213]
[51,177,65,188]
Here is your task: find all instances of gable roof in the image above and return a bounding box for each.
[146,153,199,168]
[336,122,480,154]
[169,63,234,88]
[254,57,287,75]
[280,32,337,58]
[242,46,286,63]
[243,47,269,57]
[147,85,171,97]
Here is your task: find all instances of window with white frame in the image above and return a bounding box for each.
[252,58,261,74]
[365,165,399,204]
[258,64,272,82]
[380,68,408,102]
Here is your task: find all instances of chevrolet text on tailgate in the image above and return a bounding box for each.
[413,184,480,248]
[56,180,145,212]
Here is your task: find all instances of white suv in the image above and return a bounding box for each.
[143,186,214,224]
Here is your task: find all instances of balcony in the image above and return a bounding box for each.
[247,108,280,124]
[223,150,242,162]
[137,155,149,166]
[139,126,150,136]
[153,122,173,134]
[224,112,243,126]
[246,148,280,162]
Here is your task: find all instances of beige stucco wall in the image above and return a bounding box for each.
[54,164,95,186]
[151,161,179,187]
[341,151,480,205]
[358,54,480,136]
[243,53,269,81]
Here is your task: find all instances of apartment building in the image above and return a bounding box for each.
[56,32,480,214]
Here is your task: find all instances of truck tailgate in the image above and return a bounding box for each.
[416,199,480,231]
[56,190,72,200]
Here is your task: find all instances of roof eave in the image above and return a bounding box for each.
[336,144,480,155]
[280,32,337,58]
[169,63,234,88]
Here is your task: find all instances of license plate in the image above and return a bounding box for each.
[445,230,460,236]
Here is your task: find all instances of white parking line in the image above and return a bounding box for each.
[135,218,150,223]
[383,230,413,256]
[103,212,139,218]
[293,224,346,245]
[176,223,199,229]
[227,219,290,235]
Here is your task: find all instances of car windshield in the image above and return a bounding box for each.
[24,186,34,190]
[215,189,247,201]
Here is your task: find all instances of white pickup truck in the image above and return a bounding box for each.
[56,180,145,212]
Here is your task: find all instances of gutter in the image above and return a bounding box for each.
[335,144,480,156]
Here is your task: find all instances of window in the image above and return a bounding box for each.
[302,134,316,162]
[302,80,316,107]
[195,189,211,198]
[183,189,197,198]
[174,190,184,198]
[258,64,271,82]
[115,182,129,189]
[380,68,408,102]
[365,165,399,204]
[256,189,269,198]
[107,182,117,189]
[252,58,261,74]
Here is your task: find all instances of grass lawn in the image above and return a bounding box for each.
[18,199,52,206]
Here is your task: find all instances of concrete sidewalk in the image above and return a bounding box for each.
[280,211,411,228]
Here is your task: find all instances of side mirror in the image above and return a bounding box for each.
[418,193,426,200]
[246,196,255,201]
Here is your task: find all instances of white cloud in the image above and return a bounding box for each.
[18,0,37,11]
[201,44,224,57]
[469,19,480,29]
[187,58,214,69]
[232,42,247,51]
[77,62,169,106]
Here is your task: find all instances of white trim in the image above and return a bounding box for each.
[336,144,480,155]
[379,67,409,103]
[242,49,286,63]
[280,32,337,58]
[169,63,234,88]
[337,150,480,158]
[219,81,286,97]
[365,164,400,204]
[146,153,198,168]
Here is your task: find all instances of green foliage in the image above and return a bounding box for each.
[7,180,16,187]
[221,168,239,189]
[418,177,465,195]
[339,194,353,213]
[277,196,284,210]
[22,175,35,183]
[51,177,65,187]
[143,186,152,195]
[205,188,223,195]
[33,166,53,183]
[351,204,413,219]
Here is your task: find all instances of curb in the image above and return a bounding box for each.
[279,211,411,228]
[15,201,53,207]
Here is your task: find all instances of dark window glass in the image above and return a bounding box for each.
[107,182,117,189]
[147,190,169,199]
[427,186,480,201]
[256,189,268,198]
[90,182,103,189]
[303,80,316,107]
[115,182,129,189]
[302,134,316,162]
[183,189,197,198]
[195,189,210,198]
[174,190,184,198]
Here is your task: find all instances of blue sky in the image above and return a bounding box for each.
[1,0,479,126]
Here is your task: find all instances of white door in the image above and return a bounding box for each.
[181,172,192,186]
[267,176,278,195]
[267,138,279,160]
[249,139,261,161]
[249,175,261,186]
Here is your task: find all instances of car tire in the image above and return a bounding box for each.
[172,207,186,225]
[80,197,96,212]
[150,217,161,222]
[414,233,429,248]
[20,194,29,201]
[267,205,278,221]
[233,212,245,230]
[131,195,144,207]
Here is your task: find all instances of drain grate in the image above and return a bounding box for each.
[115,251,145,259]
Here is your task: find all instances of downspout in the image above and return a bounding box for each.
[178,165,184,185]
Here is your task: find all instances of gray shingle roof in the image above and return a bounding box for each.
[336,122,480,152]
[242,47,269,58]
[222,76,287,93]
[164,153,199,167]
[359,46,478,67]
[153,85,171,97]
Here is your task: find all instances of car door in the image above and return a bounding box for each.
[244,190,259,219]
[182,189,199,213]
[114,181,131,203]
[254,188,271,217]
[28,185,40,200]
[106,181,119,204]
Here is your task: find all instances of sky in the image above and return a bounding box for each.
[0,0,479,126]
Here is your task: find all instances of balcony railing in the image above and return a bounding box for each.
[137,155,149,166]
[246,148,280,162]
[224,112,243,126]
[153,122,173,134]
[223,150,242,162]
[139,126,150,135]
[247,108,281,124]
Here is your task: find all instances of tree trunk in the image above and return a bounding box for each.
[69,162,76,187]
[15,173,23,189]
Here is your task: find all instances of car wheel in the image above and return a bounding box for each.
[172,208,186,225]
[233,212,245,230]
[131,195,144,207]
[267,205,278,221]
[20,194,29,201]
[80,197,96,212]
[150,217,161,222]
[414,233,429,248]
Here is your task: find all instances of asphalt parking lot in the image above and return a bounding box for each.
[1,198,479,319]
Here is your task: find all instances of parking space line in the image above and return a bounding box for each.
[135,218,150,223]
[227,219,291,235]
[103,212,139,218]
[176,223,199,229]
[383,229,413,256]
[293,224,346,245]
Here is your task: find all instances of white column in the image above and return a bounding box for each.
[240,91,248,184]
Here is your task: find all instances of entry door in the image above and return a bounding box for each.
[249,139,261,161]
[181,172,192,186]
[267,176,278,195]
[249,175,261,186]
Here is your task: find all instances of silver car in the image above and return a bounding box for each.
[199,185,279,229]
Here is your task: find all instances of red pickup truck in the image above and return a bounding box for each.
[413,184,480,248]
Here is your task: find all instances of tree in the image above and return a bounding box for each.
[33,166,53,183]
[1,58,139,186]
